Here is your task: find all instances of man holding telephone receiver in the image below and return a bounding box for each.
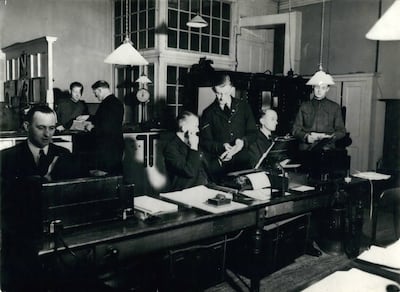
[164,111,209,191]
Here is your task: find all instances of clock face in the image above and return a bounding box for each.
[136,88,150,102]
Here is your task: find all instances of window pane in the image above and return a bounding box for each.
[131,0,138,13]
[201,16,210,34]
[148,9,155,28]
[222,20,229,37]
[168,29,177,47]
[167,66,176,84]
[148,29,155,48]
[222,2,230,20]
[167,86,177,104]
[115,36,122,48]
[168,0,178,9]
[179,31,188,49]
[190,33,199,51]
[212,19,220,36]
[180,0,189,11]
[212,1,220,17]
[169,10,178,28]
[178,67,187,85]
[131,32,137,45]
[148,0,155,9]
[201,35,209,52]
[115,0,122,18]
[139,0,146,11]
[211,37,219,54]
[221,38,229,55]
[202,0,211,16]
[178,87,184,103]
[179,12,189,30]
[191,0,199,13]
[131,13,137,31]
[139,11,146,29]
[139,31,146,49]
[116,17,122,35]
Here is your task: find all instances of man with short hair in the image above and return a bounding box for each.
[164,111,209,191]
[55,81,88,131]
[200,73,257,178]
[1,105,72,180]
[84,80,124,173]
[292,71,346,150]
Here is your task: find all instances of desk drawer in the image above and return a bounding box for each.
[265,195,329,218]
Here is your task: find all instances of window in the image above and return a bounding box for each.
[114,0,155,49]
[166,65,189,118]
[167,0,231,55]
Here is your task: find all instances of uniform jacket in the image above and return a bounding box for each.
[164,135,208,191]
[292,97,346,143]
[200,98,257,156]
[55,98,88,128]
[248,131,275,168]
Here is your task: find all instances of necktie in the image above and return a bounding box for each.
[223,104,230,116]
[38,149,48,176]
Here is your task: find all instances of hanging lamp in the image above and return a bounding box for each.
[307,0,334,86]
[104,0,149,65]
[366,0,400,40]
[187,0,208,28]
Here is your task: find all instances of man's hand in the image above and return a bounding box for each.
[84,122,95,132]
[56,125,65,132]
[187,132,199,151]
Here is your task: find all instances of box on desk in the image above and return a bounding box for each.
[226,213,310,278]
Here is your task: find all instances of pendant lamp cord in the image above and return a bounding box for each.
[125,0,129,40]
[288,0,293,71]
[319,0,326,71]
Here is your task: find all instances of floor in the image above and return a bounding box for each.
[205,206,398,292]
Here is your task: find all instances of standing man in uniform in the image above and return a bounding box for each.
[200,73,257,179]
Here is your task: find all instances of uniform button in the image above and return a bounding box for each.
[228,120,231,124]
[230,132,233,136]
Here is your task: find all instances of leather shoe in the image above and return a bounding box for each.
[305,244,322,257]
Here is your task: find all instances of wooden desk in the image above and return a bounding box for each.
[1,177,369,291]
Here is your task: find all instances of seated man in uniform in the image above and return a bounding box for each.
[200,73,257,179]
[164,111,209,191]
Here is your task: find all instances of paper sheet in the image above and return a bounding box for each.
[245,172,271,189]
[302,268,399,292]
[241,188,272,201]
[160,185,247,214]
[290,185,315,192]
[357,239,400,269]
[352,172,391,181]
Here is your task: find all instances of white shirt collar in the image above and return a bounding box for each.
[27,140,49,164]
[219,97,232,111]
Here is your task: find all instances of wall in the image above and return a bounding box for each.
[0,0,113,103]
[294,0,400,100]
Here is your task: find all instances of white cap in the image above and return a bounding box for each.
[306,70,335,86]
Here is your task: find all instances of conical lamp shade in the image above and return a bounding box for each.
[104,38,149,65]
[306,70,335,86]
[366,0,400,40]
[136,75,152,84]
[187,14,208,28]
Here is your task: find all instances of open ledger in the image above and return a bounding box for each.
[134,195,178,217]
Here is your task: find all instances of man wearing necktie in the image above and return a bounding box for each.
[200,74,257,179]
[0,105,75,291]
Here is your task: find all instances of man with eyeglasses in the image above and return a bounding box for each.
[200,73,257,179]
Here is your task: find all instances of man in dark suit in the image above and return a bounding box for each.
[200,74,257,179]
[1,105,73,180]
[84,80,124,174]
[164,111,209,191]
[0,105,75,291]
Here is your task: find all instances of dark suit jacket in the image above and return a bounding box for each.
[164,135,208,191]
[88,94,124,173]
[0,140,72,180]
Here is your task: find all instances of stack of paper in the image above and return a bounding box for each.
[134,195,178,216]
[352,172,391,181]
